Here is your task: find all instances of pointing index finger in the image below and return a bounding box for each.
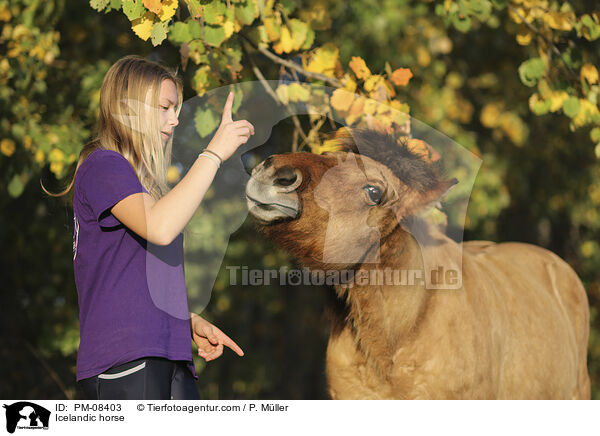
[222,91,234,123]
[220,332,244,356]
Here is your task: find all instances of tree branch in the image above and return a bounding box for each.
[507,5,579,82]
[25,340,73,400]
[239,32,343,88]
[240,39,310,146]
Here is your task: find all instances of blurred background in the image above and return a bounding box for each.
[1,0,599,399]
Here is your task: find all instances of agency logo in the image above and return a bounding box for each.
[3,402,50,434]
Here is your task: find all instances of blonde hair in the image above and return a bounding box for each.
[41,54,183,202]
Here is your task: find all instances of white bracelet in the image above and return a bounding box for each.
[198,152,220,168]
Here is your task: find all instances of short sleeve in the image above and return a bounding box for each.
[80,151,146,228]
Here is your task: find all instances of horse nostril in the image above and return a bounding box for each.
[273,166,298,187]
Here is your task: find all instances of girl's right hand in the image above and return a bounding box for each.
[205,91,255,162]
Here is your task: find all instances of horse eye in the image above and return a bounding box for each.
[364,185,383,205]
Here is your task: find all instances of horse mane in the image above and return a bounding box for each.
[327,128,445,193]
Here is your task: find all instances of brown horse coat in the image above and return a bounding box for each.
[246,129,590,399]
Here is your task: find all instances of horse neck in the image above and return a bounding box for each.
[332,214,458,370]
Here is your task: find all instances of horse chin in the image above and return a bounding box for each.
[246,197,300,224]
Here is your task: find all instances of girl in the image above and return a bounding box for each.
[42,54,255,400]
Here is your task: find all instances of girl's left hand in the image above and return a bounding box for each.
[190,313,244,362]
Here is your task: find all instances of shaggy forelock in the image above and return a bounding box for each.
[333,128,443,193]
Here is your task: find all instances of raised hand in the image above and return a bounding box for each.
[205,91,255,162]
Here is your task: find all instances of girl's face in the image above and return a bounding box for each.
[157,79,179,145]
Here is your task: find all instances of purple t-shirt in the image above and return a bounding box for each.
[72,149,198,382]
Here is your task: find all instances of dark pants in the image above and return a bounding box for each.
[77,356,200,400]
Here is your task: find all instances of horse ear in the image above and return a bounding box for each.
[421,177,458,207]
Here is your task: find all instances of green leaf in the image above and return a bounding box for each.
[106,0,122,12]
[150,20,169,46]
[468,0,491,20]
[490,0,508,9]
[289,18,308,50]
[235,0,258,25]
[203,1,228,25]
[90,0,110,11]
[452,14,472,32]
[581,15,595,27]
[204,24,226,47]
[279,0,296,15]
[301,26,315,50]
[531,98,551,115]
[168,21,193,44]
[288,82,309,102]
[8,174,24,198]
[563,96,580,118]
[194,107,219,137]
[187,19,203,39]
[590,127,600,143]
[122,0,145,20]
[518,57,546,87]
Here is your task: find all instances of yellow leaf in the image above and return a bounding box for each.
[276,84,289,105]
[288,82,310,102]
[49,148,64,162]
[50,161,64,175]
[407,138,437,162]
[342,73,357,93]
[548,90,569,112]
[391,68,413,86]
[376,102,390,114]
[581,64,599,85]
[330,88,354,112]
[480,103,500,128]
[23,135,32,150]
[498,112,528,146]
[280,26,294,53]
[345,97,365,125]
[544,10,574,31]
[516,27,533,45]
[389,100,404,111]
[314,139,344,154]
[0,138,15,157]
[132,11,156,41]
[572,99,600,128]
[581,241,596,258]
[0,4,11,21]
[35,150,44,163]
[416,46,431,67]
[264,17,280,41]
[349,56,370,80]
[364,75,384,92]
[538,79,552,99]
[509,6,534,24]
[157,0,178,22]
[0,58,9,75]
[363,98,377,115]
[304,43,339,77]
[167,164,181,183]
[223,20,235,38]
